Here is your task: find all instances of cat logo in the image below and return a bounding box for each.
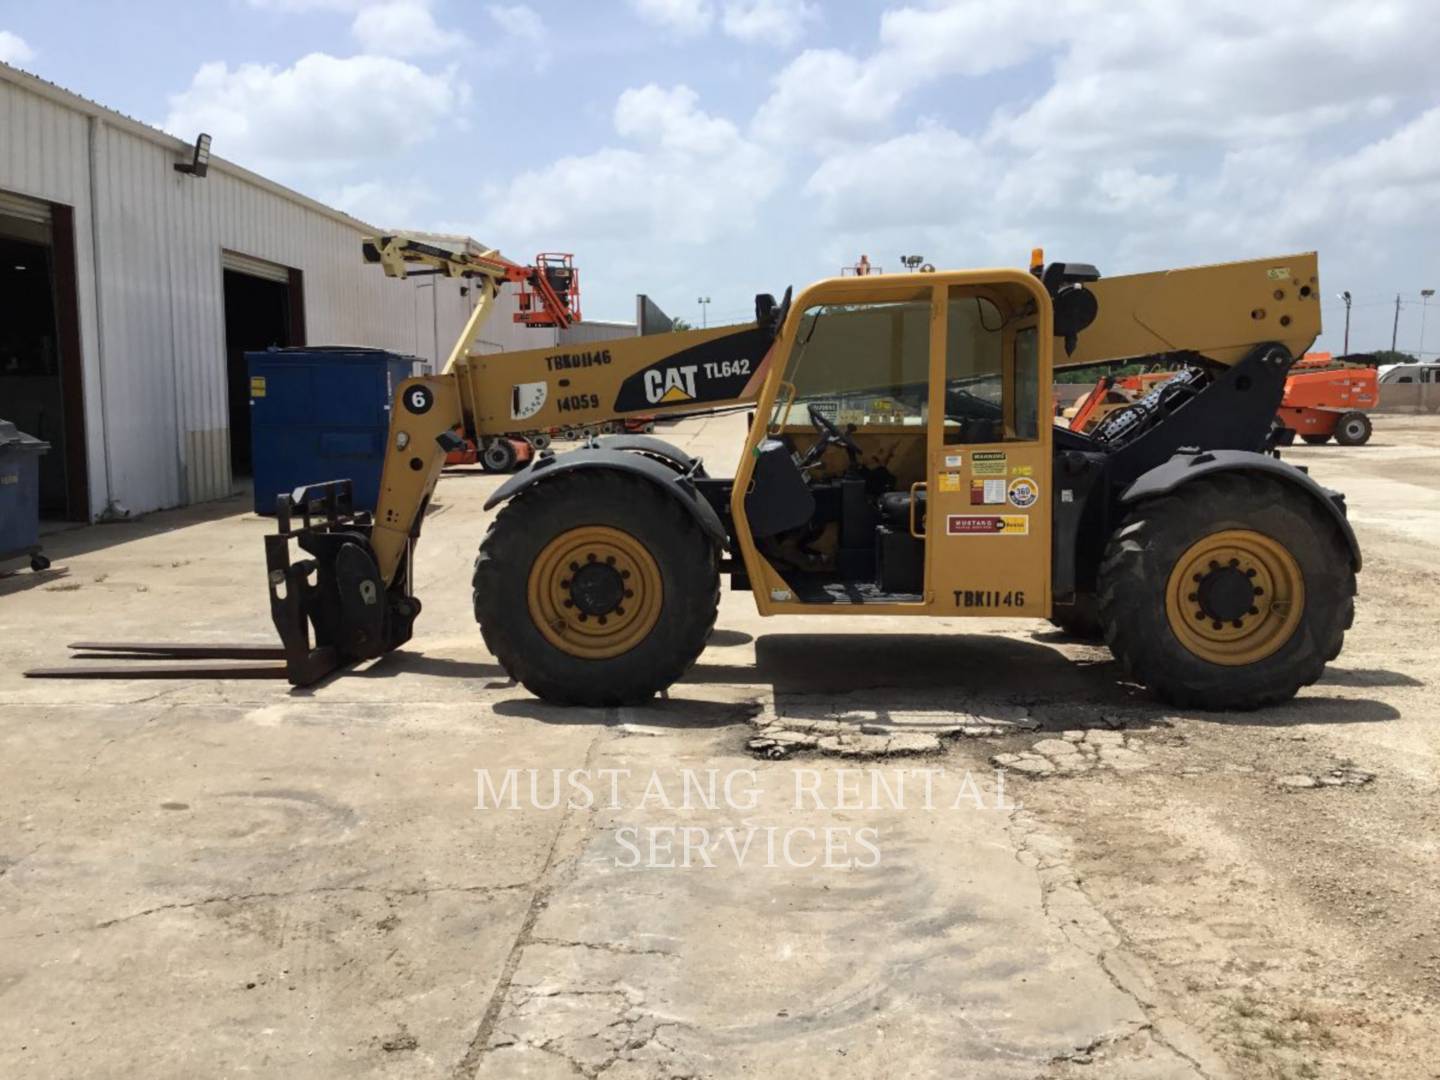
[644,364,699,404]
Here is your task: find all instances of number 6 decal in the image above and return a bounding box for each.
[404,384,434,415]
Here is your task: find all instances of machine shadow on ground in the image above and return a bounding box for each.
[294,631,1402,734]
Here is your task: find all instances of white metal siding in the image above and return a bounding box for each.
[0,188,50,223]
[0,64,556,517]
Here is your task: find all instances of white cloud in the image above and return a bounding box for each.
[476,83,781,248]
[752,48,906,146]
[351,0,466,56]
[804,126,990,230]
[321,177,437,225]
[244,0,365,10]
[628,0,713,37]
[721,0,818,48]
[751,1,1058,145]
[0,29,35,65]
[163,53,468,176]
[992,2,1430,155]
[484,3,549,70]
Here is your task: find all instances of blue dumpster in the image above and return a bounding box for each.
[0,419,50,571]
[248,347,422,515]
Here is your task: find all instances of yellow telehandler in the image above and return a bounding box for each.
[37,237,1358,710]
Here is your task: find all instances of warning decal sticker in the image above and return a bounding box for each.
[971,451,1007,477]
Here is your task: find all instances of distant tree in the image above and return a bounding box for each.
[669,316,694,331]
[1054,360,1158,384]
[1369,349,1419,366]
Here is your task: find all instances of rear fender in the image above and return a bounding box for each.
[1120,450,1361,571]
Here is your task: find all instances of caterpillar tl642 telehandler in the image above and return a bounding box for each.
[39,238,1360,711]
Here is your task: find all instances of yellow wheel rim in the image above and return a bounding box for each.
[1164,529,1305,666]
[526,525,663,660]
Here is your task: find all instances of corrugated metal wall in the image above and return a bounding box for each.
[0,66,555,518]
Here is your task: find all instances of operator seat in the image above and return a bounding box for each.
[878,488,926,533]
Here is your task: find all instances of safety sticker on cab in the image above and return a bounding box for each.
[1008,477,1039,509]
[946,514,1029,536]
[971,451,1007,477]
[970,478,1005,505]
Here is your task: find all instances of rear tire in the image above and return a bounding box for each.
[1300,433,1331,445]
[1098,472,1354,710]
[473,471,719,705]
[1334,411,1372,446]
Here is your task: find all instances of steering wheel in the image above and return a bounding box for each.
[798,403,863,467]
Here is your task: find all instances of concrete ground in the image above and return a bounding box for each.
[2,412,1438,1079]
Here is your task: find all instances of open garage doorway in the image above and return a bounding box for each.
[221,253,304,478]
[0,191,88,520]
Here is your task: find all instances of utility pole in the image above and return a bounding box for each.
[1392,293,1401,352]
[697,296,711,328]
[1338,290,1352,354]
[1422,289,1436,358]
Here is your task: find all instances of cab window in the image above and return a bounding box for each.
[772,290,931,431]
[944,287,1040,443]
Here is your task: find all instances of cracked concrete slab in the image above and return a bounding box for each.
[462,730,1208,1079]
[992,729,1155,779]
[1,413,1219,1078]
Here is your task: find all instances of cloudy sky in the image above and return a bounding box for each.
[2,0,1438,353]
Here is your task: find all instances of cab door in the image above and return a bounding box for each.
[925,278,1052,618]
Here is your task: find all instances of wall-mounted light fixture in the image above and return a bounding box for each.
[174,133,212,178]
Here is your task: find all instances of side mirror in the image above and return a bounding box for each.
[1052,285,1098,356]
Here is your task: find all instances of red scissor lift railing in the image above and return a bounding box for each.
[509,253,581,329]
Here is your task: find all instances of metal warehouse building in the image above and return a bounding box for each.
[0,61,558,523]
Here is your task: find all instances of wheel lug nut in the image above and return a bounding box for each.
[1248,606,1259,615]
[1195,611,1205,620]
[563,599,573,608]
[578,613,588,622]
[1245,568,1257,577]
[1231,620,1243,629]
[1212,620,1223,630]
[621,570,631,579]
[615,606,625,616]
[606,555,616,565]
[587,553,597,562]
[1228,558,1239,568]
[569,561,579,572]
[1209,560,1220,570]
[598,615,608,625]
[1253,587,1264,596]
[561,579,570,588]
[1188,592,1198,602]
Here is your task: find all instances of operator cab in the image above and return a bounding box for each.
[742,278,1050,607]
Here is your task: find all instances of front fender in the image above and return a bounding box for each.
[591,434,705,475]
[1120,450,1361,571]
[482,446,726,546]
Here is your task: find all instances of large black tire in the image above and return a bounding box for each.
[1300,433,1331,445]
[472,470,719,705]
[1333,411,1372,446]
[1047,593,1105,642]
[1098,472,1354,710]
